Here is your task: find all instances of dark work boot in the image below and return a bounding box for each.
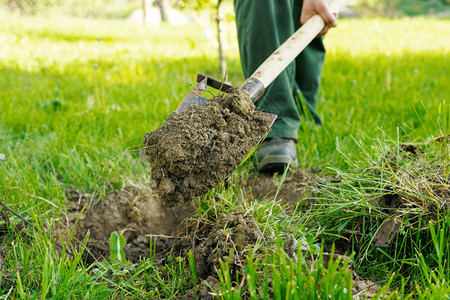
[255,137,298,174]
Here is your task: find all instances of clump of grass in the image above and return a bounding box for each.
[215,241,394,299]
[312,126,450,294]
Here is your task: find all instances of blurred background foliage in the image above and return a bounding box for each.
[0,0,448,20]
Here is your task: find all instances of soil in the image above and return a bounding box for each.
[171,211,263,281]
[237,169,321,207]
[59,161,393,298]
[143,88,273,207]
[27,169,382,298]
[62,168,317,264]
[64,186,195,263]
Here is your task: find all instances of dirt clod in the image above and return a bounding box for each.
[171,211,263,281]
[143,88,273,207]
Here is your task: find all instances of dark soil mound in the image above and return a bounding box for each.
[171,211,264,281]
[143,88,273,207]
[64,186,195,263]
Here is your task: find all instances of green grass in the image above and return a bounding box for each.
[0,14,449,298]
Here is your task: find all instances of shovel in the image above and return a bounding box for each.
[146,0,349,206]
[177,0,349,121]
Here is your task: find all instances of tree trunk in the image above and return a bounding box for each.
[142,0,147,26]
[216,0,227,78]
[155,0,170,22]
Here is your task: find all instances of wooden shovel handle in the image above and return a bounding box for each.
[241,0,349,100]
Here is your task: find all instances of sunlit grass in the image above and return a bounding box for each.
[326,18,448,55]
[0,14,449,298]
[298,18,450,169]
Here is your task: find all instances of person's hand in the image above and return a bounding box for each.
[300,0,338,35]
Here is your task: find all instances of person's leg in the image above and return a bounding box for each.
[234,0,300,140]
[293,0,326,127]
[234,0,326,172]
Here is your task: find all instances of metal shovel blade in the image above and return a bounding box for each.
[176,76,209,113]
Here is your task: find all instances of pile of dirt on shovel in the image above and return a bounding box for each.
[143,88,273,207]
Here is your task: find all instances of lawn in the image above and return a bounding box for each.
[0,14,449,298]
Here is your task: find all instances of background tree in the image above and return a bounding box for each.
[155,0,170,22]
[216,0,227,77]
[175,0,230,78]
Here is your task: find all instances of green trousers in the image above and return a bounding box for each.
[234,0,325,140]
